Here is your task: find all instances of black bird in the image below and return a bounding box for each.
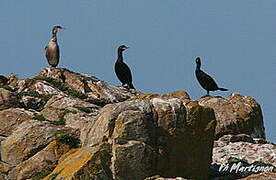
[115,45,135,89]
[195,57,227,95]
[45,25,65,67]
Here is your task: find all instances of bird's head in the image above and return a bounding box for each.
[52,25,65,34]
[118,45,129,52]
[195,57,201,68]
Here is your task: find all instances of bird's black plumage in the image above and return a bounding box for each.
[195,57,227,95]
[115,45,135,89]
[45,25,64,67]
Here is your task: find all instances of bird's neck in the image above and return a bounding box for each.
[52,31,58,38]
[196,63,201,71]
[50,37,57,43]
[117,50,123,62]
[51,32,58,42]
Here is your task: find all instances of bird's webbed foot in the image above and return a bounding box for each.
[121,84,128,88]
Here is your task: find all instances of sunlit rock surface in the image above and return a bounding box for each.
[0,68,271,180]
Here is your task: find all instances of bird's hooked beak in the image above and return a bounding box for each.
[58,26,65,31]
[123,46,129,50]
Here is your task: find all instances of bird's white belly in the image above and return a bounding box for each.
[47,42,57,50]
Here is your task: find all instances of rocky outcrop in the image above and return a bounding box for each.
[1,120,72,165]
[198,94,265,139]
[8,140,70,180]
[0,68,272,180]
[39,68,140,105]
[45,92,216,180]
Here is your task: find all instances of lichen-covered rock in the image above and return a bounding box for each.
[81,93,216,180]
[212,134,276,166]
[0,67,270,180]
[39,68,140,105]
[0,108,34,136]
[44,95,97,110]
[210,134,275,179]
[8,140,71,180]
[128,91,190,102]
[0,151,12,179]
[39,95,99,127]
[13,77,64,97]
[83,99,154,147]
[44,144,112,180]
[0,88,18,110]
[198,93,265,139]
[146,95,216,179]
[1,120,71,165]
[63,112,93,131]
[112,140,156,179]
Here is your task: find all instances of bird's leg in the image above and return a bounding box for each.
[207,90,210,96]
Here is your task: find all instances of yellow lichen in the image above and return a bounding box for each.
[43,148,93,180]
[127,93,159,101]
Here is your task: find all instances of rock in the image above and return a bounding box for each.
[20,95,44,111]
[105,100,157,180]
[43,95,99,117]
[13,77,64,97]
[198,93,265,139]
[1,120,71,165]
[40,106,64,122]
[63,111,94,131]
[213,134,276,166]
[0,174,6,180]
[0,108,34,137]
[81,92,216,180]
[8,140,71,180]
[0,161,12,180]
[44,144,112,180]
[129,91,190,102]
[210,134,276,179]
[0,75,9,86]
[0,161,12,174]
[82,99,154,146]
[0,88,18,110]
[39,68,140,105]
[238,172,276,180]
[112,140,156,180]
[0,67,270,180]
[40,95,99,129]
[10,78,64,111]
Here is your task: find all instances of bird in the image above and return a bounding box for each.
[195,57,227,95]
[115,45,135,89]
[45,25,65,67]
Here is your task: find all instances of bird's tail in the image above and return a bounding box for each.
[128,83,135,90]
[218,88,228,91]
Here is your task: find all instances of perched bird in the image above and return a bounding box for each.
[115,45,135,89]
[195,57,227,95]
[45,25,65,67]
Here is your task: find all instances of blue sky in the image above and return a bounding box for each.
[0,1,275,141]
